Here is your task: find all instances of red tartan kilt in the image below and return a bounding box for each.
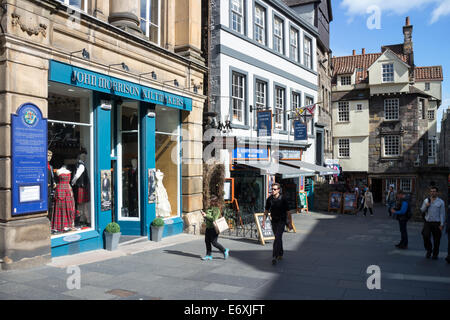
[51,186,75,231]
[77,187,90,203]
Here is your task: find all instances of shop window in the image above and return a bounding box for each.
[47,83,93,236]
[155,106,180,218]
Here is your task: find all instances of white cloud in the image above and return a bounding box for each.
[340,0,450,23]
[430,0,450,23]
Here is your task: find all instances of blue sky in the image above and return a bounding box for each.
[330,0,450,132]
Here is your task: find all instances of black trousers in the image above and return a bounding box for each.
[204,227,225,255]
[422,222,442,257]
[363,207,373,216]
[398,219,408,246]
[271,220,286,258]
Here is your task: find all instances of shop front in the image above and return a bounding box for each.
[47,60,191,257]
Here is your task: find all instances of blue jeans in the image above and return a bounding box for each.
[387,201,395,215]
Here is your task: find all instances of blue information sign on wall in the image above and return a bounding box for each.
[232,147,269,160]
[257,110,272,137]
[11,103,48,215]
[294,120,307,141]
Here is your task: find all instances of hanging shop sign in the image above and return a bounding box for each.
[257,110,272,137]
[293,120,307,141]
[11,103,48,216]
[49,60,192,111]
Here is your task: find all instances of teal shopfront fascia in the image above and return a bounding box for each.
[48,60,192,257]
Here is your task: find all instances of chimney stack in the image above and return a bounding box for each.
[362,48,366,55]
[352,50,356,56]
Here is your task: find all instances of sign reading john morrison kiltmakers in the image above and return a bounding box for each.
[49,60,192,111]
[11,103,48,216]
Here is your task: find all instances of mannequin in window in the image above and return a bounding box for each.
[52,165,76,232]
[47,150,56,222]
[155,169,171,217]
[128,158,138,217]
[71,152,90,226]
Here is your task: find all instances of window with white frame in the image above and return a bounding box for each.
[274,87,285,130]
[338,139,350,158]
[254,4,265,45]
[291,92,301,133]
[305,96,314,135]
[289,27,299,62]
[303,36,312,69]
[231,72,245,124]
[428,109,435,120]
[400,179,412,193]
[140,0,160,45]
[428,139,436,158]
[356,104,363,111]
[425,82,430,91]
[384,98,399,120]
[255,80,267,110]
[419,99,425,119]
[340,76,351,86]
[273,17,284,54]
[385,178,397,191]
[57,0,87,11]
[231,0,244,34]
[384,135,400,157]
[382,63,394,82]
[338,101,349,122]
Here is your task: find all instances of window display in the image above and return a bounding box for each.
[47,84,92,235]
[155,106,180,218]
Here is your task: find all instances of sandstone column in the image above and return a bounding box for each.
[108,0,142,36]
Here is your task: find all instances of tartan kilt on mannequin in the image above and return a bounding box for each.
[51,174,76,231]
[76,186,90,203]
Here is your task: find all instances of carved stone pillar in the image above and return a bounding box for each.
[108,0,142,36]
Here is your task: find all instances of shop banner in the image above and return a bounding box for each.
[257,110,272,137]
[11,103,48,215]
[49,60,192,111]
[294,120,307,140]
[232,147,269,161]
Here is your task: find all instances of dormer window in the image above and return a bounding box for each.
[382,63,394,82]
[340,76,351,86]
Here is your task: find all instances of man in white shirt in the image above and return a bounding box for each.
[420,186,446,260]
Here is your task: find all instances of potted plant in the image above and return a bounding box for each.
[150,217,165,242]
[104,222,121,251]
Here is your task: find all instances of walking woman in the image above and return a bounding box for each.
[363,186,374,216]
[200,195,229,261]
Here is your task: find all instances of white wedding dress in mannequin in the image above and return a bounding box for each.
[155,169,171,217]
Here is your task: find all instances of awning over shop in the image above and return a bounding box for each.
[236,161,315,179]
[280,160,339,176]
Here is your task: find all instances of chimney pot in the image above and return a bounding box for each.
[362,48,366,55]
[406,16,410,26]
[352,50,356,56]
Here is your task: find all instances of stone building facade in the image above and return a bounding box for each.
[0,0,206,270]
[331,17,447,216]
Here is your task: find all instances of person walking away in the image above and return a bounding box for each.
[262,183,293,265]
[420,186,446,260]
[391,190,410,249]
[200,195,229,261]
[363,186,374,216]
[386,185,396,217]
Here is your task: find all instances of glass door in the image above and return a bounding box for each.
[115,101,141,234]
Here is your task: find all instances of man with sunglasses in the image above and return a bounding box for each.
[262,183,293,265]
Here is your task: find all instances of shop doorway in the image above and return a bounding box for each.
[113,100,142,235]
[371,178,383,203]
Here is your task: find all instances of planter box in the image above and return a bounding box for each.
[150,225,164,242]
[105,232,121,251]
